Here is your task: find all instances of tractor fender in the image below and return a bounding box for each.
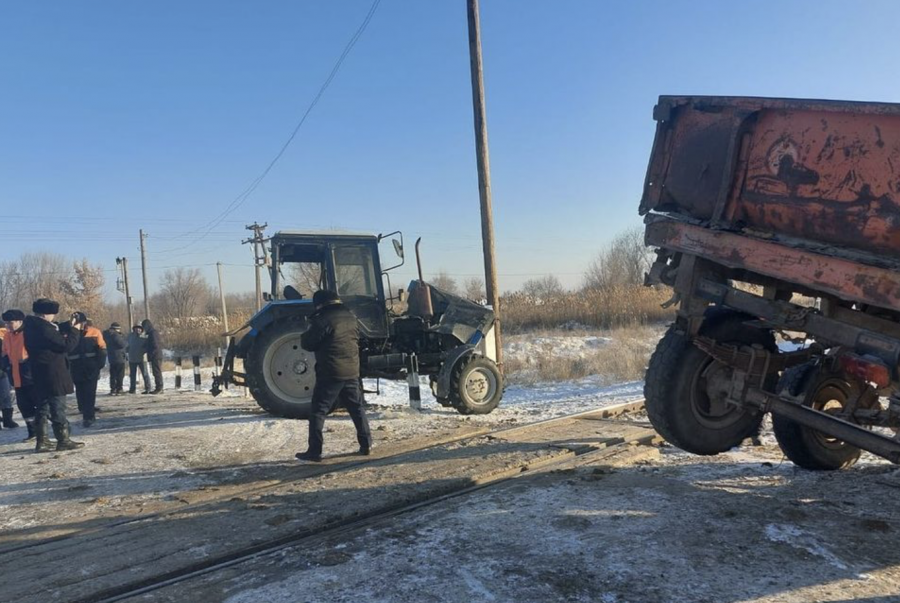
[434,344,477,400]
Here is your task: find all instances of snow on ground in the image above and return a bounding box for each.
[0,329,652,535]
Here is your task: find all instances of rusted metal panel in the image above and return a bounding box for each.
[641,95,900,259]
[645,217,900,312]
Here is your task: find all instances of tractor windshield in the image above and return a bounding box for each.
[333,246,378,297]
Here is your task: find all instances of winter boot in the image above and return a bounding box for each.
[52,422,85,451]
[24,419,35,441]
[34,419,55,453]
[3,407,20,428]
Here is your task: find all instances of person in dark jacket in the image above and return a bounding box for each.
[69,313,107,427]
[295,290,371,462]
[23,298,84,452]
[2,309,41,440]
[127,324,150,394]
[103,322,127,395]
[0,320,18,429]
[140,319,163,394]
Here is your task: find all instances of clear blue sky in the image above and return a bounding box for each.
[3,0,900,298]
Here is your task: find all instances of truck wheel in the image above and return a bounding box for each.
[773,365,862,470]
[450,355,503,415]
[644,311,775,455]
[246,321,316,419]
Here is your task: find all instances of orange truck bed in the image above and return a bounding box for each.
[641,96,900,311]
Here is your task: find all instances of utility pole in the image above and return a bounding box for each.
[216,262,230,345]
[139,229,151,321]
[116,257,134,328]
[243,222,269,311]
[466,0,502,369]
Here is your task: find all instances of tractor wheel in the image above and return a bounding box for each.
[449,355,503,415]
[644,310,775,455]
[430,378,454,407]
[772,364,863,470]
[246,321,316,419]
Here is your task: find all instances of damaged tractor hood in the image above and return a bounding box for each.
[408,280,494,344]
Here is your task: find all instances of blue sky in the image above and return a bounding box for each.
[3,0,900,298]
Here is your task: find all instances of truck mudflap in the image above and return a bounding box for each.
[696,337,900,464]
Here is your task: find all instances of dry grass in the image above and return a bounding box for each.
[502,285,674,333]
[504,324,664,386]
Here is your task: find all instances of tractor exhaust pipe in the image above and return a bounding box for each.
[410,237,434,319]
[415,237,425,282]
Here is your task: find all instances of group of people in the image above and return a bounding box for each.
[0,297,166,453]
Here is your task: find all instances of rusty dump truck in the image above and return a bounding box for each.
[641,95,900,469]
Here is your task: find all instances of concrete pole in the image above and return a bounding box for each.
[466,0,502,370]
[120,257,135,328]
[139,230,151,321]
[217,262,230,346]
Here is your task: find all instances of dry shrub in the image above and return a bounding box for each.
[504,325,661,385]
[502,285,673,333]
[158,309,254,356]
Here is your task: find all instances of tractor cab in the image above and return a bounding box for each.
[268,231,403,338]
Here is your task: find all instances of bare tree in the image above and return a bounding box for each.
[159,267,210,318]
[583,228,652,290]
[430,270,458,294]
[60,259,105,319]
[464,277,485,302]
[288,263,323,296]
[521,275,564,300]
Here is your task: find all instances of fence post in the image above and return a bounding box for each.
[407,354,421,411]
[175,357,182,389]
[193,355,201,391]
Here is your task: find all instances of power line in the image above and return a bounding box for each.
[156,0,383,254]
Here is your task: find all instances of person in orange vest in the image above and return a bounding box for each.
[68,313,107,428]
[2,309,41,440]
[0,318,20,430]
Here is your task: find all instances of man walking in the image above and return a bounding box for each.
[295,290,371,462]
[68,314,106,428]
[140,319,164,394]
[23,298,84,452]
[103,322,127,395]
[127,324,150,394]
[2,309,42,441]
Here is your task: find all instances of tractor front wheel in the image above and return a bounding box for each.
[245,321,316,419]
[449,355,503,415]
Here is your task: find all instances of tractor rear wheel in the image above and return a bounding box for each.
[644,310,775,455]
[246,321,316,419]
[450,355,503,415]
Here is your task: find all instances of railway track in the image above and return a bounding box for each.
[5,401,656,603]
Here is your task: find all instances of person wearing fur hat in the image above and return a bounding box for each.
[23,298,84,452]
[2,309,40,438]
[103,322,127,396]
[68,313,107,427]
[140,319,164,394]
[0,319,18,429]
[295,290,371,462]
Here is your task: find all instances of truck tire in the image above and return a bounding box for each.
[450,355,503,415]
[772,364,862,470]
[644,310,775,455]
[245,321,316,420]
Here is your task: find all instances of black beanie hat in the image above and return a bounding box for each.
[110,322,121,330]
[312,290,340,307]
[2,309,25,322]
[33,298,60,315]
[71,311,88,324]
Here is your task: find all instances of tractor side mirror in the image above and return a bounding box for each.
[392,239,404,259]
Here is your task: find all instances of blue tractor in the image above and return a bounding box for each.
[212,230,503,418]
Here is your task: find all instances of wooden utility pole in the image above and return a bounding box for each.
[466,0,502,369]
[116,257,135,328]
[243,222,269,311]
[139,230,151,320]
[216,262,230,344]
